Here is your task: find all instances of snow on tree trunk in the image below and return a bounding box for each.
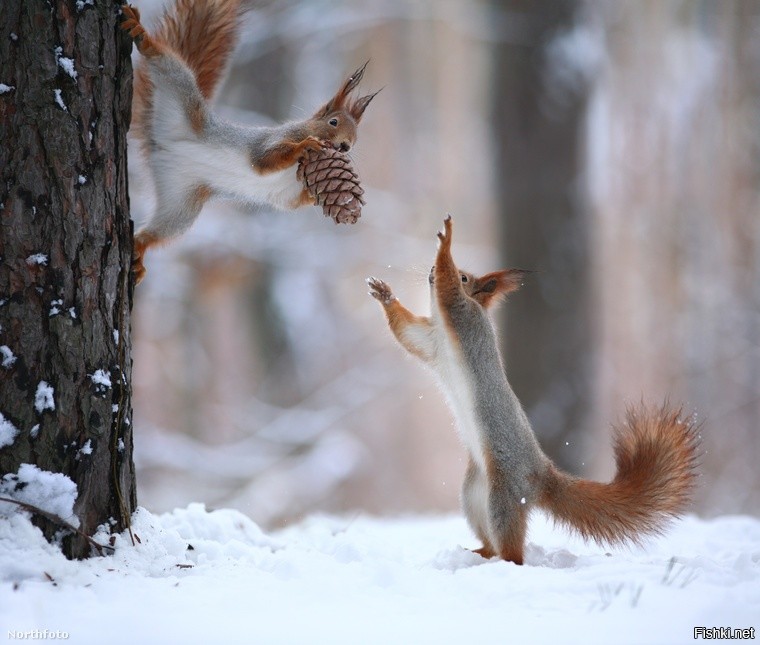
[0,0,136,558]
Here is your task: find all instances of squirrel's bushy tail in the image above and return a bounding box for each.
[537,404,700,546]
[132,0,244,139]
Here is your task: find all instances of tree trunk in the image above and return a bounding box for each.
[0,0,136,558]
[491,0,593,471]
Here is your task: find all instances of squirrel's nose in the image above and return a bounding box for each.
[339,142,351,152]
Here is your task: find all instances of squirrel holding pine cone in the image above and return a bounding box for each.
[120,0,376,284]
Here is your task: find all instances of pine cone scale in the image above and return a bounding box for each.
[298,146,365,225]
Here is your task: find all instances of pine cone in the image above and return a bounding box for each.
[297,146,365,224]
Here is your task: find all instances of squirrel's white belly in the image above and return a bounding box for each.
[434,342,487,471]
[155,139,302,210]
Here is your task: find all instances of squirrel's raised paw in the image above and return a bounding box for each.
[367,277,395,305]
[437,214,453,248]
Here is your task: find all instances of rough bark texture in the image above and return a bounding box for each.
[0,0,136,558]
[491,0,593,471]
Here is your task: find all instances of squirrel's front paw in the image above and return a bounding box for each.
[367,277,396,305]
[302,136,329,154]
[437,214,453,248]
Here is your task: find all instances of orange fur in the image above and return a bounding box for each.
[538,404,700,546]
[254,137,325,175]
[123,1,243,144]
[289,186,317,209]
[470,270,529,309]
[383,300,433,362]
[433,216,465,312]
[155,0,243,100]
[314,61,380,124]
[132,230,162,285]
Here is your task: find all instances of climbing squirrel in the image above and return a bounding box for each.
[120,0,378,283]
[367,216,699,565]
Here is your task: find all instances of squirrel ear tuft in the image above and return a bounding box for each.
[315,62,370,117]
[349,88,381,123]
[471,269,531,308]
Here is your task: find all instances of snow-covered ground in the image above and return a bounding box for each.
[1,505,758,645]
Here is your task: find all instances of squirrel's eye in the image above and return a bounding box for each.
[461,275,468,283]
[329,118,339,127]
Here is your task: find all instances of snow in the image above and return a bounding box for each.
[76,440,92,459]
[34,381,55,413]
[0,412,20,449]
[53,89,67,112]
[49,298,63,316]
[54,47,78,80]
[0,504,757,644]
[89,369,112,390]
[25,253,48,266]
[0,83,14,94]
[0,464,79,529]
[0,345,16,369]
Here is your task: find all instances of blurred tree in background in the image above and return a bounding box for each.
[127,0,760,525]
[491,0,593,472]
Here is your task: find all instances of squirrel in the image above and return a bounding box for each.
[367,216,700,565]
[120,1,378,283]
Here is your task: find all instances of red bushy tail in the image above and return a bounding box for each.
[131,0,244,141]
[538,404,700,546]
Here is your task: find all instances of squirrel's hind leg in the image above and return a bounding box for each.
[132,184,213,285]
[462,458,498,559]
[121,5,165,58]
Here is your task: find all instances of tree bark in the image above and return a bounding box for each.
[0,0,136,558]
[491,0,593,470]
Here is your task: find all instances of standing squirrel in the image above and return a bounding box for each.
[120,1,377,283]
[367,216,699,565]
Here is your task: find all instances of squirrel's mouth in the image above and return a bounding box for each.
[428,266,435,284]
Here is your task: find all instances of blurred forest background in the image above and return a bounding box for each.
[128,0,760,528]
